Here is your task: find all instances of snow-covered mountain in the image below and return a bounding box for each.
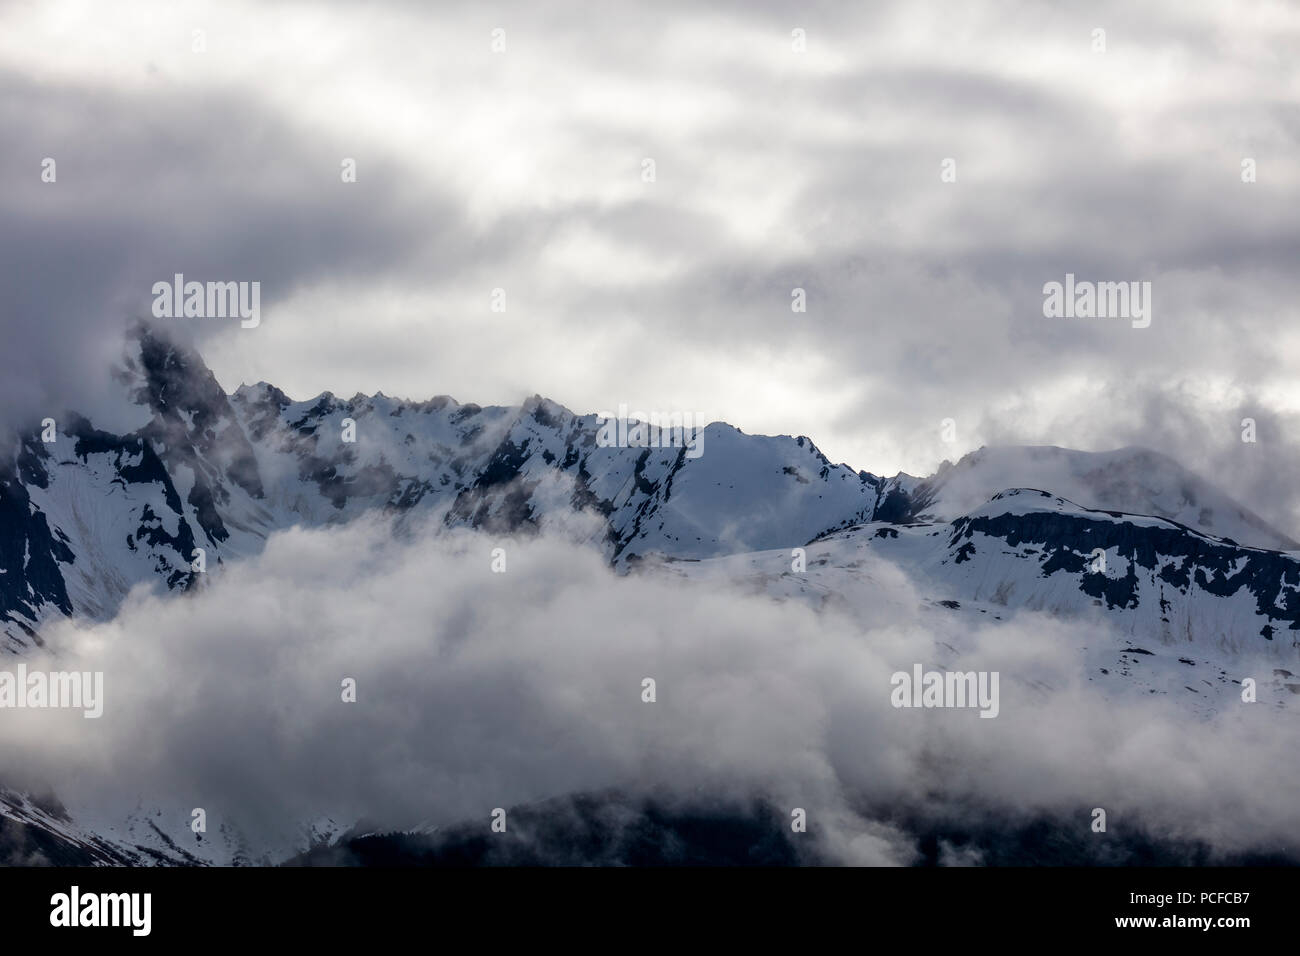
[0,324,893,650]
[673,488,1300,711]
[891,445,1297,551]
[3,323,1299,865]
[5,324,1294,655]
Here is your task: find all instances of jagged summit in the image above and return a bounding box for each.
[1,323,1294,654]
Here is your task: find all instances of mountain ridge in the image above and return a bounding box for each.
[2,322,1294,652]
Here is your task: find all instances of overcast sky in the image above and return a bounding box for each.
[4,0,1300,522]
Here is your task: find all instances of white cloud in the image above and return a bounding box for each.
[3,515,1297,862]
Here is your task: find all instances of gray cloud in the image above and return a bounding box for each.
[0,70,472,436]
[3,516,1297,862]
[2,0,1299,526]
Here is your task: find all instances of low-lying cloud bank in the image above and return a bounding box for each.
[3,515,1297,864]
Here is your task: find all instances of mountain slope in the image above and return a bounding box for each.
[895,445,1295,551]
[0,326,895,648]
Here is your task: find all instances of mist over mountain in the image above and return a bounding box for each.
[1,323,1298,867]
[4,322,1296,652]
